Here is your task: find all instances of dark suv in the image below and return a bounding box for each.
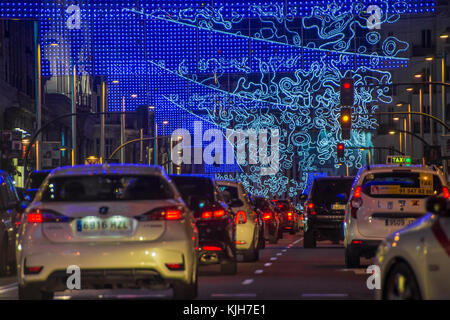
[170,175,237,275]
[303,176,355,248]
[0,170,23,276]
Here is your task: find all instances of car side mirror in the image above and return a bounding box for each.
[229,198,244,208]
[426,196,449,216]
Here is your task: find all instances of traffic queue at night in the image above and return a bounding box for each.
[0,158,448,300]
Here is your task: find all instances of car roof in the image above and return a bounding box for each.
[314,176,355,182]
[170,174,214,181]
[49,164,166,178]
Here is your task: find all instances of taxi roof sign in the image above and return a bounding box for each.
[386,155,412,166]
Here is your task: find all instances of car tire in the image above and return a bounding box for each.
[345,247,360,268]
[303,229,316,248]
[268,233,278,244]
[18,283,54,300]
[242,241,259,262]
[172,269,198,300]
[383,262,421,300]
[278,229,284,239]
[0,236,8,276]
[220,257,237,275]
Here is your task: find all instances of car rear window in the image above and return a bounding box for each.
[38,175,174,202]
[361,171,444,199]
[218,185,239,200]
[309,178,354,203]
[28,171,50,189]
[170,176,215,202]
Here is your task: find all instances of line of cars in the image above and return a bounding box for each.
[302,164,450,299]
[1,165,301,299]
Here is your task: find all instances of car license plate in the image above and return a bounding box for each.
[332,203,346,210]
[76,216,131,234]
[385,218,415,227]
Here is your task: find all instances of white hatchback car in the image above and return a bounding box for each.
[217,180,261,262]
[16,164,198,300]
[376,196,450,299]
[344,165,448,267]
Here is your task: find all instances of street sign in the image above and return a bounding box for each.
[386,155,412,166]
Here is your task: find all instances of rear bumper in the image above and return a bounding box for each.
[349,240,382,258]
[18,240,195,287]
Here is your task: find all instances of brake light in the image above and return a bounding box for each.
[308,203,314,209]
[201,211,213,219]
[235,211,247,224]
[202,246,222,251]
[287,212,293,221]
[213,209,226,218]
[26,209,72,223]
[354,186,361,198]
[443,187,450,199]
[27,212,43,223]
[137,207,183,221]
[352,240,363,245]
[165,209,182,220]
[305,203,315,215]
[350,187,363,219]
[262,212,272,221]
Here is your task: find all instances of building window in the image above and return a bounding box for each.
[421,29,432,48]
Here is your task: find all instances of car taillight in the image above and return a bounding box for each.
[443,186,450,199]
[287,212,293,221]
[201,209,227,219]
[202,246,222,251]
[262,212,272,221]
[136,207,182,221]
[165,263,185,271]
[350,186,363,219]
[305,203,316,216]
[235,211,247,224]
[213,209,225,218]
[27,209,72,223]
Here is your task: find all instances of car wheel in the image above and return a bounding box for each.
[345,247,360,268]
[278,229,284,239]
[220,257,237,275]
[242,241,259,262]
[383,262,421,300]
[303,229,316,248]
[268,232,278,244]
[172,278,198,300]
[18,283,54,300]
[0,236,8,276]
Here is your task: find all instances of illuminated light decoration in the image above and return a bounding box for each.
[0,0,427,199]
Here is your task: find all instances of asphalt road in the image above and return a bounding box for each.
[0,232,376,300]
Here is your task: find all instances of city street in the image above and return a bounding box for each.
[0,233,374,300]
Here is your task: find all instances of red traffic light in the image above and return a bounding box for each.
[340,78,354,106]
[337,143,345,158]
[343,82,351,90]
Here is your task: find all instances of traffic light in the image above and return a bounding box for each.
[136,105,149,135]
[339,107,352,140]
[337,143,345,158]
[340,78,354,106]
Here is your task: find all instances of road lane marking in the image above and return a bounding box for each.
[242,279,254,285]
[302,293,349,298]
[282,249,287,252]
[270,257,277,261]
[211,293,257,298]
[254,269,264,274]
[264,263,272,267]
[276,253,282,256]
[0,286,18,294]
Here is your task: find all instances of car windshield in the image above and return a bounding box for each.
[38,175,174,202]
[361,171,444,199]
[310,178,354,203]
[170,176,215,202]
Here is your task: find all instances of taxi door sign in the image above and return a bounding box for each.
[386,155,412,166]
